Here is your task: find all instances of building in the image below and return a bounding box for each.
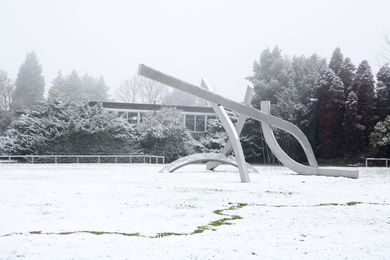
[89,101,217,133]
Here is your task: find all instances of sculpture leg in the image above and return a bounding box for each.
[213,105,250,182]
[206,84,254,171]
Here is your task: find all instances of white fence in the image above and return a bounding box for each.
[365,158,389,167]
[0,155,165,164]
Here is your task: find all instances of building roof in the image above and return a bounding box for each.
[89,101,215,113]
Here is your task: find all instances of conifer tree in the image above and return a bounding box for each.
[11,52,45,110]
[48,71,108,102]
[329,48,344,75]
[355,60,377,139]
[339,58,356,97]
[343,91,364,157]
[316,67,345,157]
[376,64,390,87]
[376,64,390,120]
[316,67,335,157]
[376,81,389,121]
[322,76,345,157]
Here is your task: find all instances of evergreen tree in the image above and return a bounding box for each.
[376,81,389,121]
[329,48,344,75]
[322,76,345,158]
[355,60,377,140]
[369,115,390,157]
[339,57,356,97]
[376,64,390,120]
[343,91,364,157]
[11,52,45,110]
[0,101,135,155]
[248,46,292,105]
[376,64,390,87]
[48,71,108,102]
[316,67,345,157]
[135,108,196,162]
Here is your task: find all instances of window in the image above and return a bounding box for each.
[118,111,127,119]
[195,115,205,132]
[139,112,145,123]
[185,114,195,131]
[128,112,138,124]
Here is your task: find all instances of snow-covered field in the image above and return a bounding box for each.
[0,164,389,259]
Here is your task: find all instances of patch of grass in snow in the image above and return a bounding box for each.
[154,232,186,238]
[265,190,294,195]
[2,203,249,238]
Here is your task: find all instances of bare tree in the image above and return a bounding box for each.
[116,75,169,103]
[0,70,14,110]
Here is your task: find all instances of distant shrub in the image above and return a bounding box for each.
[135,108,199,162]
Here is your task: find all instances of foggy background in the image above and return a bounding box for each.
[0,0,389,101]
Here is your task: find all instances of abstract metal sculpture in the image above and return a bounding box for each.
[138,64,359,182]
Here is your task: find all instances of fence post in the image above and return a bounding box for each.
[115,156,118,164]
[130,156,132,163]
[55,157,57,164]
[8,156,11,164]
[32,156,34,164]
[144,156,146,163]
[98,156,100,163]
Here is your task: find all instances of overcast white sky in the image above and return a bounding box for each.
[0,0,389,102]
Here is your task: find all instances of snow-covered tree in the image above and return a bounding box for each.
[369,115,390,156]
[135,108,198,162]
[11,52,45,110]
[376,64,390,121]
[0,70,14,111]
[0,101,134,155]
[316,66,347,157]
[321,76,345,158]
[376,64,390,87]
[354,60,377,138]
[329,48,344,75]
[339,57,356,97]
[48,71,109,102]
[376,81,389,121]
[343,91,364,157]
[248,46,292,105]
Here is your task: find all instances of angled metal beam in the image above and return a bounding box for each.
[205,83,254,170]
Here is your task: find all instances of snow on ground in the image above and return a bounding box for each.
[0,164,389,259]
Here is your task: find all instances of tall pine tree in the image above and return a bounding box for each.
[376,64,390,120]
[339,57,356,97]
[343,91,364,157]
[329,48,344,75]
[11,52,45,110]
[354,60,377,148]
[316,67,345,158]
[376,81,389,121]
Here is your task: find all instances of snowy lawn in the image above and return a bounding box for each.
[0,164,389,259]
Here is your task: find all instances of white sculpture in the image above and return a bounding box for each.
[138,64,359,182]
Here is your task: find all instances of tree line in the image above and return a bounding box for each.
[244,47,390,163]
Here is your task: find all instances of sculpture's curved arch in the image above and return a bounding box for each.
[260,101,358,178]
[160,153,258,174]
